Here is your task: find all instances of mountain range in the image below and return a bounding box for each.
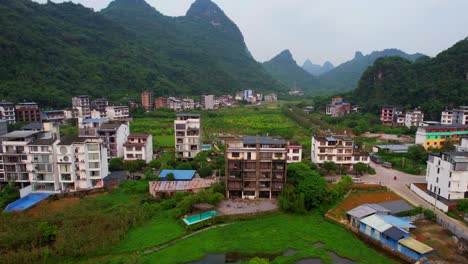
[352,37,468,119]
[302,60,334,76]
[263,48,426,94]
[0,0,284,108]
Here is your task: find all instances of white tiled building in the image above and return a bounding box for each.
[453,106,468,125]
[0,102,16,124]
[287,145,302,163]
[311,135,370,170]
[105,106,130,121]
[124,134,153,163]
[426,152,468,200]
[201,95,214,110]
[175,114,201,159]
[405,109,424,128]
[441,109,454,125]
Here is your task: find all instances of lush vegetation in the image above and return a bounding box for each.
[353,38,468,119]
[0,184,19,209]
[135,213,394,264]
[376,145,428,175]
[0,0,284,108]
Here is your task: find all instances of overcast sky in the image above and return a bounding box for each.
[34,0,468,66]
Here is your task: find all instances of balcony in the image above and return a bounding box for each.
[34,174,54,182]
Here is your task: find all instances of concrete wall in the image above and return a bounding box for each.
[410,184,449,212]
[19,185,32,198]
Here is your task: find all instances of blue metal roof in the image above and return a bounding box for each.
[379,215,415,229]
[159,170,196,181]
[83,118,106,123]
[4,193,52,212]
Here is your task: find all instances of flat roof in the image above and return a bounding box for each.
[159,170,196,181]
[360,214,392,232]
[347,204,390,218]
[243,136,286,145]
[57,137,88,145]
[378,215,415,229]
[0,130,40,138]
[398,237,434,254]
[21,122,43,130]
[378,200,414,215]
[420,124,468,130]
[383,226,408,241]
[176,113,200,117]
[28,138,58,146]
[42,110,64,113]
[374,144,414,152]
[83,118,107,123]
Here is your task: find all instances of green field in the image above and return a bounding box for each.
[103,213,394,264]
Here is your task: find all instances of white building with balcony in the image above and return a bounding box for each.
[287,145,302,163]
[124,134,153,163]
[0,102,16,124]
[174,114,201,159]
[426,152,468,200]
[28,138,61,193]
[405,109,424,128]
[311,135,370,170]
[105,106,130,121]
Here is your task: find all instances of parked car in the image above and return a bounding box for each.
[382,162,392,168]
[352,178,364,184]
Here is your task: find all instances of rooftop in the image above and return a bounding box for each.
[242,136,286,145]
[0,130,40,139]
[21,122,43,131]
[398,237,434,254]
[128,134,150,138]
[420,124,468,130]
[99,123,124,130]
[57,137,89,145]
[378,200,414,215]
[149,179,216,192]
[159,170,196,181]
[374,144,414,152]
[42,110,64,114]
[382,226,408,241]
[346,204,390,218]
[28,138,58,146]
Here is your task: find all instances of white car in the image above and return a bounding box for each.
[352,178,364,184]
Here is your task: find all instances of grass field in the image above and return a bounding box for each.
[125,213,394,264]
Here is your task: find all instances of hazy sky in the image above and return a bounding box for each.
[34,0,468,66]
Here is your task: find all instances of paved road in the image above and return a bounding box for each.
[361,162,468,238]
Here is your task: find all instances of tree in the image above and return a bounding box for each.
[197,167,213,178]
[441,139,456,152]
[322,161,338,174]
[353,162,368,176]
[165,173,175,181]
[287,162,314,186]
[407,145,428,164]
[176,162,192,170]
[109,158,124,171]
[278,187,306,214]
[296,171,328,210]
[148,160,161,170]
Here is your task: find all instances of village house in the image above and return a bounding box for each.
[124,134,153,163]
[174,114,201,159]
[225,136,287,199]
[426,152,468,200]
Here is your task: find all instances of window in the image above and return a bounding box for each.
[88,153,100,160]
[232,152,240,158]
[89,162,100,169]
[41,146,48,152]
[293,149,300,153]
[274,153,282,158]
[437,168,440,174]
[30,146,38,152]
[293,156,299,160]
[436,177,439,183]
[448,181,451,188]
[88,144,99,151]
[60,165,71,172]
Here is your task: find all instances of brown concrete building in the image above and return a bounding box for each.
[141,91,154,111]
[225,136,287,199]
[15,102,41,123]
[155,97,166,109]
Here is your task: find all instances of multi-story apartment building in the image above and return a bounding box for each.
[380,106,403,126]
[167,97,182,111]
[441,109,454,125]
[155,97,166,109]
[124,134,153,163]
[56,137,109,191]
[15,102,42,122]
[105,106,130,121]
[405,109,424,128]
[42,110,66,124]
[453,106,468,125]
[287,145,302,163]
[174,114,201,159]
[426,152,468,200]
[141,91,154,111]
[264,93,278,102]
[201,95,214,110]
[181,98,195,110]
[0,102,16,124]
[225,136,287,199]
[28,138,61,192]
[415,125,468,150]
[91,98,109,116]
[311,135,370,170]
[72,95,91,122]
[79,119,130,159]
[0,120,7,136]
[0,131,44,188]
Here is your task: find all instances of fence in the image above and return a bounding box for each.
[409,184,449,212]
[436,216,468,241]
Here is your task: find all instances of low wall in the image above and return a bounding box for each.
[404,213,425,222]
[50,187,108,199]
[410,184,449,212]
[19,185,32,198]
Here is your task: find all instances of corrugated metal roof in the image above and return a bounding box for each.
[398,237,434,254]
[383,226,408,241]
[374,144,414,152]
[0,130,39,138]
[149,179,216,192]
[378,200,414,215]
[379,215,415,229]
[159,170,196,181]
[242,136,286,145]
[347,204,389,218]
[360,214,392,232]
[367,203,391,213]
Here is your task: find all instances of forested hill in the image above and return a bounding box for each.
[262,50,323,93]
[352,38,468,119]
[317,49,426,92]
[302,60,334,76]
[0,0,284,108]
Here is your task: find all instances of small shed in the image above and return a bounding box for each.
[397,237,434,261]
[378,200,414,215]
[159,170,196,181]
[346,204,390,227]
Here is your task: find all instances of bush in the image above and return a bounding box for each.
[456,199,468,213]
[109,158,124,171]
[165,173,175,181]
[148,160,161,170]
[0,183,20,209]
[423,209,436,220]
[368,167,376,175]
[176,162,192,170]
[198,167,213,178]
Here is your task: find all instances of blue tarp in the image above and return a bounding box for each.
[159,170,196,181]
[4,193,52,212]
